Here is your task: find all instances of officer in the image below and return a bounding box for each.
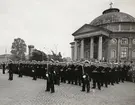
[32,63,37,80]
[45,71,51,92]
[45,63,55,93]
[81,72,90,93]
[18,63,23,77]
[8,61,13,80]
[2,62,6,74]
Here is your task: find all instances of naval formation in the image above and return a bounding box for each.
[1,60,135,93]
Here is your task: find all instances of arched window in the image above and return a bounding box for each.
[111,38,117,44]
[132,39,135,44]
[121,38,128,45]
[121,47,128,58]
[111,49,116,58]
[132,49,135,58]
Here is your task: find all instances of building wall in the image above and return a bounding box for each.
[108,36,135,62]
[100,22,135,62]
[100,23,135,32]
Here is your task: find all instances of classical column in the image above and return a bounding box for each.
[74,41,77,61]
[90,37,94,59]
[98,36,102,61]
[71,46,74,61]
[117,38,121,63]
[80,39,84,59]
[128,37,132,61]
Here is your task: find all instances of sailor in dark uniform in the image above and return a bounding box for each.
[92,64,101,90]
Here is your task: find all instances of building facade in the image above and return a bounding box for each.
[70,7,135,62]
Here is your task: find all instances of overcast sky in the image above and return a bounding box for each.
[0,0,135,57]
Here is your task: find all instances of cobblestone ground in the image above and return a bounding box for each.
[0,70,135,105]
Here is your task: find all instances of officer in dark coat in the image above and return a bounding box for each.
[8,61,13,80]
[45,64,55,93]
[18,63,23,77]
[46,71,51,92]
[81,72,90,93]
[2,62,6,74]
[32,63,37,80]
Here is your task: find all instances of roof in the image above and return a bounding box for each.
[72,24,111,36]
[70,42,75,45]
[0,54,11,58]
[90,8,135,26]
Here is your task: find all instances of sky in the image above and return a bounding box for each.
[0,0,135,57]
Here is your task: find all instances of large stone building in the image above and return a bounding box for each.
[0,54,11,63]
[70,6,135,62]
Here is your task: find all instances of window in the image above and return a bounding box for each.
[131,24,135,31]
[132,39,135,44]
[121,47,128,58]
[111,38,117,44]
[121,38,128,45]
[121,24,130,31]
[132,49,135,58]
[111,49,116,58]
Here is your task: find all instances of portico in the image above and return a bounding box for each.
[71,24,110,61]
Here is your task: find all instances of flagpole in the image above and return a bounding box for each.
[5,49,7,62]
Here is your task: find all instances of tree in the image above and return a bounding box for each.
[63,57,71,62]
[58,52,63,62]
[11,38,27,61]
[49,51,63,61]
[30,49,47,61]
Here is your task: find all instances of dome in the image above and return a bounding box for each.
[90,8,135,26]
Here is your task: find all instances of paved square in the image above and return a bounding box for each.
[0,70,135,105]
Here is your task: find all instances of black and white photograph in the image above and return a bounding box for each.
[0,0,135,105]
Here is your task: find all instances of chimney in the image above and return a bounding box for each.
[28,45,34,59]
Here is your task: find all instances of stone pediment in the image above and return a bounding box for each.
[72,24,111,36]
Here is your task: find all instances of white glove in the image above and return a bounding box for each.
[83,75,86,78]
[46,74,48,77]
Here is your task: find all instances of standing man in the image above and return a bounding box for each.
[81,72,90,93]
[8,61,13,80]
[32,63,37,80]
[81,63,91,93]
[18,63,23,77]
[45,63,55,93]
[2,62,6,74]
